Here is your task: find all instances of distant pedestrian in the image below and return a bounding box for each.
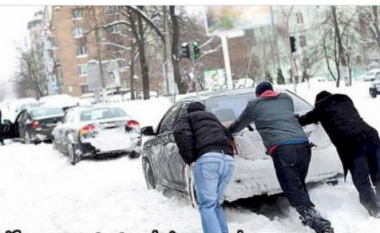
[227,82,333,233]
[298,91,380,218]
[174,102,235,233]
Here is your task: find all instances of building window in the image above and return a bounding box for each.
[71,8,83,20]
[296,12,304,24]
[112,24,121,34]
[76,45,88,57]
[299,35,307,47]
[72,27,84,38]
[107,6,119,16]
[80,85,89,94]
[78,64,87,76]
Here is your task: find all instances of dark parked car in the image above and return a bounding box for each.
[141,88,342,206]
[14,106,64,143]
[52,106,141,165]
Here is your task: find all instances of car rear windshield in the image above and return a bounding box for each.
[205,93,254,123]
[30,107,64,119]
[205,91,312,123]
[80,108,128,122]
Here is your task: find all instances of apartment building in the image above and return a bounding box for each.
[49,6,130,97]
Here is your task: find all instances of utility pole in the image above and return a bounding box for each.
[220,35,234,89]
[188,42,199,96]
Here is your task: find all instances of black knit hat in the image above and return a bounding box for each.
[255,81,273,97]
[187,102,205,113]
[315,91,332,103]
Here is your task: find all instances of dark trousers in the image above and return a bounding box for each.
[272,143,314,208]
[346,141,380,211]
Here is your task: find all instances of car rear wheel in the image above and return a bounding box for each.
[143,159,156,189]
[371,92,377,98]
[68,144,79,165]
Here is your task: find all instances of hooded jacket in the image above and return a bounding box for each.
[173,102,233,165]
[229,90,308,153]
[298,91,380,176]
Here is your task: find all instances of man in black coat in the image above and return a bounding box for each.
[298,91,380,218]
[173,102,234,233]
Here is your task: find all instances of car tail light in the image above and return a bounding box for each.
[80,125,96,135]
[126,120,140,132]
[31,121,40,129]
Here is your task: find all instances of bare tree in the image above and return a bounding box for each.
[12,47,46,99]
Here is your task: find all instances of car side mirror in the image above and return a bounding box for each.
[141,126,156,136]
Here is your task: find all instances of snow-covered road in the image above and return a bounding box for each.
[1,81,380,233]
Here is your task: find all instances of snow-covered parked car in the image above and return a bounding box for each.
[140,88,342,205]
[363,69,380,82]
[39,94,79,111]
[51,106,142,165]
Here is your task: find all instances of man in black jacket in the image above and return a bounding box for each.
[173,102,234,233]
[298,91,380,218]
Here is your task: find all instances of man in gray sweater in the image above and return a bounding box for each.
[228,81,333,233]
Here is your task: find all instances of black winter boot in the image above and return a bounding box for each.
[296,206,334,233]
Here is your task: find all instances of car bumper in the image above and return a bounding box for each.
[32,128,54,140]
[224,144,342,202]
[79,131,141,157]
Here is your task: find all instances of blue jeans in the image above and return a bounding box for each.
[193,152,235,233]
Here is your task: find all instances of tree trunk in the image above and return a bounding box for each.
[130,42,136,100]
[130,7,150,100]
[169,6,186,94]
[372,6,380,54]
[332,6,348,87]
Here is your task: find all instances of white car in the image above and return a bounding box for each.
[141,88,342,205]
[363,69,380,82]
[52,106,141,165]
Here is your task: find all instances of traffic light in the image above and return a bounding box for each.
[290,36,297,53]
[181,43,190,58]
[193,42,200,59]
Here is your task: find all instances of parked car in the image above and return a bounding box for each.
[369,73,380,98]
[52,106,141,165]
[140,88,342,206]
[363,69,380,82]
[0,106,64,144]
[39,94,79,111]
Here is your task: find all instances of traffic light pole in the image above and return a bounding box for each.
[189,42,199,96]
